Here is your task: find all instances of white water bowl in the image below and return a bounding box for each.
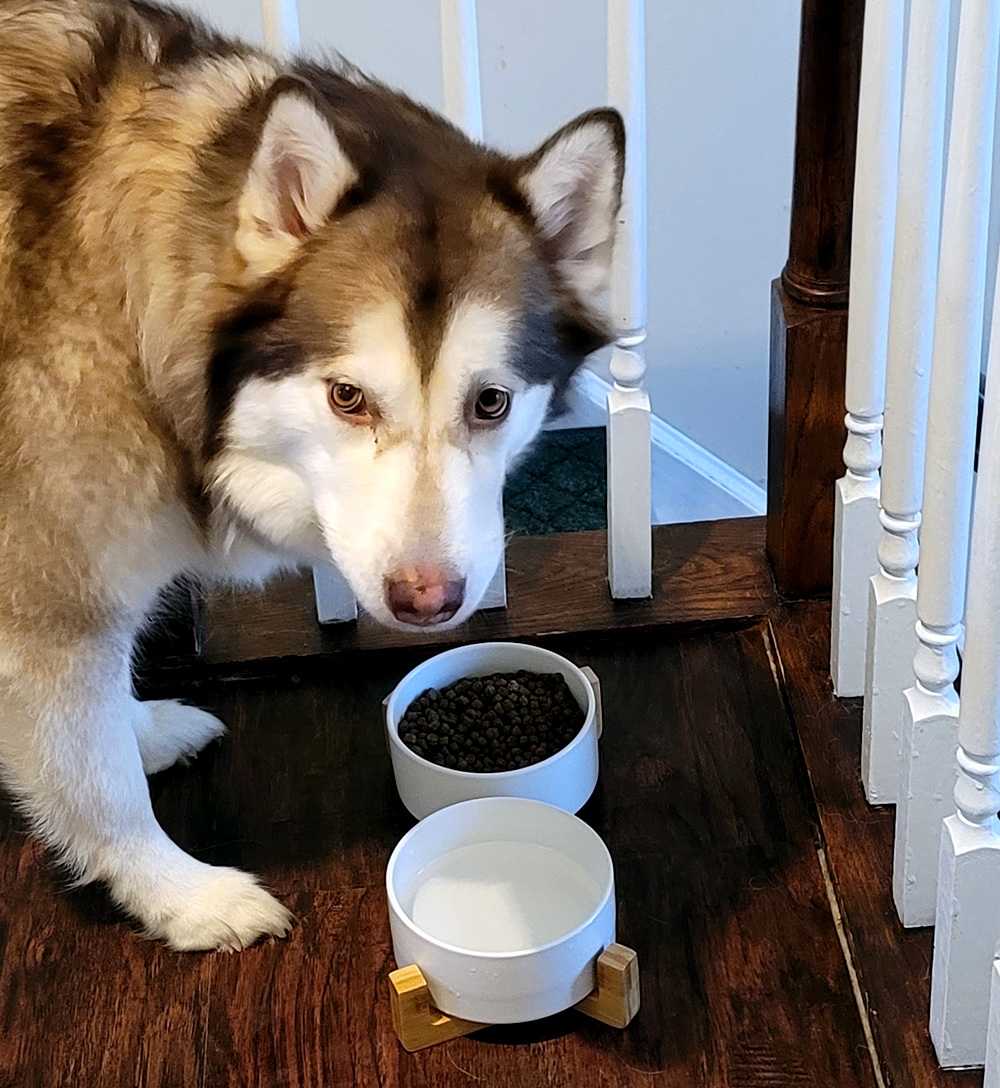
[384,642,599,820]
[386,796,616,1023]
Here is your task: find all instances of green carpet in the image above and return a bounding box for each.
[503,427,606,535]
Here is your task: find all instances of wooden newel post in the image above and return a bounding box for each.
[767,0,864,598]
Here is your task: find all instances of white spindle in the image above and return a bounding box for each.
[261,0,300,55]
[606,0,651,600]
[927,0,1000,1063]
[891,0,955,925]
[437,0,504,610]
[439,0,483,141]
[986,958,1000,1088]
[312,563,358,625]
[864,0,949,816]
[262,0,357,626]
[931,349,1000,1065]
[830,0,904,698]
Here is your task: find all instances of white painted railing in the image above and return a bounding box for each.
[269,0,652,623]
[832,0,1000,1069]
[830,0,904,699]
[606,0,652,599]
[887,0,950,926]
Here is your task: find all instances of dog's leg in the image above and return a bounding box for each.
[132,699,227,776]
[0,640,292,951]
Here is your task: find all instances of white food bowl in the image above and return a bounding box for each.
[384,641,600,820]
[386,796,616,1023]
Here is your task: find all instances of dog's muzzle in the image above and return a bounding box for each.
[385,564,466,626]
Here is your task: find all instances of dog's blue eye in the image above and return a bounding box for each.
[330,382,367,416]
[474,387,511,422]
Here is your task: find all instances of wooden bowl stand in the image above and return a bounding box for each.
[389,943,640,1052]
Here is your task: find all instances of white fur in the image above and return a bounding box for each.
[134,700,227,776]
[212,298,552,630]
[0,641,291,951]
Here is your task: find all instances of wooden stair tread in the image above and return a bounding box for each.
[140,517,775,684]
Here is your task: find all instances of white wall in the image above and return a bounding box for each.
[192,0,802,487]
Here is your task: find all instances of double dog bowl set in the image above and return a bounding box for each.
[381,642,639,1051]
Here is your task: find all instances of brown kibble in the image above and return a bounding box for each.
[398,670,585,773]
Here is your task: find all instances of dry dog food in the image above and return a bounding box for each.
[398,670,585,772]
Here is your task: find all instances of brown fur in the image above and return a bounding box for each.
[0,0,621,655]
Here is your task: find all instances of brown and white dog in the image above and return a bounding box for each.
[0,0,624,949]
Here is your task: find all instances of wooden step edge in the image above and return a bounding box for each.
[138,518,774,686]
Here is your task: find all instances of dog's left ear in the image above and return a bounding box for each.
[236,77,357,278]
[517,109,625,316]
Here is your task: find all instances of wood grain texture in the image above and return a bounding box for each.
[139,519,775,684]
[767,283,849,597]
[781,0,864,307]
[767,0,863,596]
[1,624,875,1087]
[768,600,981,1088]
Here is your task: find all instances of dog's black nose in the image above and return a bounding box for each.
[385,565,466,626]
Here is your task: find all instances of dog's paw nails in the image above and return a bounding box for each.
[150,867,293,952]
[137,700,227,775]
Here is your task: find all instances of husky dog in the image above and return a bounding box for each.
[0,0,624,950]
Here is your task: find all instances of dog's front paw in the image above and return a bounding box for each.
[136,700,227,775]
[148,865,294,952]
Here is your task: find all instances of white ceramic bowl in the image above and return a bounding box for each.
[386,796,616,1023]
[384,642,599,820]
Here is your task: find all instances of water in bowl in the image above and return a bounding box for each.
[403,840,603,953]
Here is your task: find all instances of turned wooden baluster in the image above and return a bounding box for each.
[884,0,951,923]
[437,0,506,609]
[925,0,1000,1066]
[309,0,503,621]
[830,0,904,698]
[261,0,299,55]
[861,0,947,807]
[906,0,998,934]
[933,272,1000,1069]
[606,0,651,600]
[262,0,360,626]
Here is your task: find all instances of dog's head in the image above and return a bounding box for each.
[207,72,624,629]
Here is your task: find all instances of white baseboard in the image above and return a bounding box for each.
[566,369,767,516]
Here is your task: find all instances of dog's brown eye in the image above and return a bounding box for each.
[474,387,511,422]
[330,382,367,416]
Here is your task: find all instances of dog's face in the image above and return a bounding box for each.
[208,76,624,629]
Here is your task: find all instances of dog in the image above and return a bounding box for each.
[0,0,624,950]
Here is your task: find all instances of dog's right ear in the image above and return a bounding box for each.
[236,77,357,278]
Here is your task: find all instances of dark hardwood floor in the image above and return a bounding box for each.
[0,620,875,1087]
[770,602,982,1088]
[2,525,972,1087]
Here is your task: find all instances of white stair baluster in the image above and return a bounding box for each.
[986,957,1000,1087]
[312,562,358,624]
[606,0,651,600]
[931,335,1000,1066]
[927,0,1000,1062]
[261,0,357,625]
[892,0,958,924]
[261,0,300,55]
[439,0,506,609]
[831,0,904,698]
[440,0,483,141]
[864,0,949,815]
